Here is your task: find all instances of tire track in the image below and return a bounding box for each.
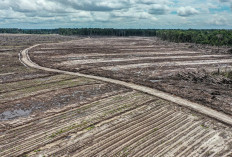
[20,44,232,126]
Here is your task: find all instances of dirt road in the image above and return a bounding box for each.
[21,43,232,126]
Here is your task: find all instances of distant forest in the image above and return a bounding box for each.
[0,28,232,46]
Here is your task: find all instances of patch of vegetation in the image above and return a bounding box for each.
[49,129,65,138]
[116,147,130,157]
[107,104,132,115]
[34,149,41,152]
[153,128,158,132]
[221,71,232,80]
[213,70,232,80]
[86,125,95,131]
[49,121,89,138]
[113,95,124,101]
[121,147,130,156]
[201,124,209,129]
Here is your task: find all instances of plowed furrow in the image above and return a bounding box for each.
[73,110,176,157]
[0,76,78,94]
[103,59,232,70]
[48,103,164,156]
[75,112,183,157]
[0,92,149,152]
[74,110,176,157]
[222,151,232,157]
[0,91,125,145]
[156,125,203,156]
[108,116,194,156]
[147,122,202,156]
[119,121,195,156]
[92,106,165,140]
[0,90,134,142]
[133,116,190,157]
[188,134,224,157]
[0,89,128,136]
[1,95,154,156]
[89,110,173,156]
[61,54,230,66]
[171,129,208,156]
[0,82,102,104]
[183,132,217,156]
[197,145,219,157]
[176,131,215,156]
[62,52,203,60]
[0,95,132,149]
[9,99,155,157]
[213,140,232,157]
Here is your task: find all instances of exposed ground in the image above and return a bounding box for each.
[30,37,232,116]
[0,35,232,156]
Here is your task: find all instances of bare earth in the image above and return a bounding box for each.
[0,35,232,156]
[30,37,232,116]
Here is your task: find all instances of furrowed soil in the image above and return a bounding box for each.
[1,35,232,156]
[30,37,232,116]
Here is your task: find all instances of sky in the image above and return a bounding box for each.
[0,0,231,29]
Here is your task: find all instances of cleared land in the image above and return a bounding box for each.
[30,37,232,116]
[0,35,232,156]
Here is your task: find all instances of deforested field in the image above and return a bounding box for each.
[30,37,232,116]
[0,35,232,157]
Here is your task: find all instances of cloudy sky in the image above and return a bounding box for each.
[0,0,231,29]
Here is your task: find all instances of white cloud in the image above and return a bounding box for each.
[219,0,232,2]
[111,8,158,21]
[219,0,232,10]
[177,6,199,17]
[135,0,173,5]
[0,0,231,29]
[49,0,129,12]
[148,4,170,15]
[208,15,228,25]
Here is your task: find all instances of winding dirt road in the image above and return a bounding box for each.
[20,44,232,126]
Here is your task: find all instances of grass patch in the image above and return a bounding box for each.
[222,71,232,79]
[213,70,232,80]
[201,124,209,129]
[34,149,41,153]
[107,103,132,115]
[86,125,95,131]
[49,121,89,138]
[112,95,124,101]
[153,128,158,132]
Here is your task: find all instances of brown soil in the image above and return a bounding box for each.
[1,35,232,156]
[30,37,232,116]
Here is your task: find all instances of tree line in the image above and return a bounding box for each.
[0,28,231,46]
[58,28,157,36]
[0,28,156,36]
[0,28,59,34]
[156,29,232,46]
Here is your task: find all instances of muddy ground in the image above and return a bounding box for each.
[0,34,109,122]
[30,37,232,117]
[1,35,232,156]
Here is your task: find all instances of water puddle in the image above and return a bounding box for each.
[0,108,32,120]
